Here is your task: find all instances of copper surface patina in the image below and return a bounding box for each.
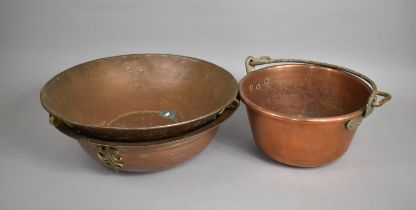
[240,56,391,167]
[52,101,238,172]
[41,54,238,142]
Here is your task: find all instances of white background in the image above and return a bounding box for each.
[1,0,415,209]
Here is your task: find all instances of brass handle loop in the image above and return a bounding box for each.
[373,91,391,107]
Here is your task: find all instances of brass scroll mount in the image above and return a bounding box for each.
[96,145,123,171]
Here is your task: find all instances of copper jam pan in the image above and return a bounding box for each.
[41,54,238,142]
[52,101,238,172]
[240,56,391,167]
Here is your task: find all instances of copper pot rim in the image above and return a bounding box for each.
[40,53,239,132]
[54,102,238,147]
[239,64,370,122]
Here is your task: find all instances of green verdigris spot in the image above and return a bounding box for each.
[159,110,176,121]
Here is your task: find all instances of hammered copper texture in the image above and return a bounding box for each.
[240,64,372,167]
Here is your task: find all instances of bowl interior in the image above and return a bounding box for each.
[41,54,237,128]
[240,64,372,118]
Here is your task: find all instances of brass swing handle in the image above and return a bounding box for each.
[245,56,391,120]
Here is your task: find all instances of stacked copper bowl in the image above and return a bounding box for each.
[41,54,239,172]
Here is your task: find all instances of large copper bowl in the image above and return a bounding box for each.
[52,101,238,172]
[41,54,238,141]
[240,56,391,167]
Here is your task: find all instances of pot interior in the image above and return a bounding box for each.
[240,64,372,118]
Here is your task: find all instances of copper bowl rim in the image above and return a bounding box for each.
[239,64,371,122]
[54,102,238,147]
[41,53,239,131]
